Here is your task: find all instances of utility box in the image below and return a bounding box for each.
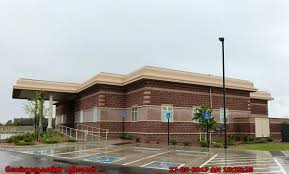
[255,118,270,138]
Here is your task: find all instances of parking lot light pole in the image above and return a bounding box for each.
[219,37,227,149]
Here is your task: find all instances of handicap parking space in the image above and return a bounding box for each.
[201,152,287,174]
[141,161,185,170]
[18,143,102,156]
[121,148,211,169]
[79,147,163,165]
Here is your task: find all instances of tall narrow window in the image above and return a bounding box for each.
[80,110,84,123]
[132,106,138,122]
[161,105,173,122]
[220,108,229,123]
[192,107,199,123]
[61,114,64,124]
[93,107,97,122]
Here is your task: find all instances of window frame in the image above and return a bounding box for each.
[93,107,98,122]
[192,106,199,123]
[219,108,229,123]
[80,110,84,123]
[131,106,138,122]
[161,105,173,122]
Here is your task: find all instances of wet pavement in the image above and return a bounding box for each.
[1,142,288,174]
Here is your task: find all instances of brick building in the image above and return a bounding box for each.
[12,66,286,143]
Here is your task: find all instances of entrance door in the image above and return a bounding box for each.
[255,118,270,138]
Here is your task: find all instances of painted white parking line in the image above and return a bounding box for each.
[207,160,276,165]
[123,151,170,165]
[53,147,105,155]
[134,147,160,151]
[72,149,124,159]
[204,163,279,168]
[273,158,287,174]
[140,161,185,170]
[253,166,281,170]
[175,150,208,154]
[282,151,289,157]
[200,154,218,167]
[215,156,266,159]
[211,158,274,162]
[249,171,283,174]
[64,149,123,159]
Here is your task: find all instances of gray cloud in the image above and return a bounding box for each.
[1,0,289,123]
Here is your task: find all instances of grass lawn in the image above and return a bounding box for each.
[235,143,289,151]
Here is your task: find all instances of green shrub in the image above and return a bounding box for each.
[23,136,33,143]
[212,142,223,148]
[169,140,177,145]
[182,141,192,146]
[43,140,58,144]
[7,132,35,145]
[39,131,64,144]
[235,134,241,141]
[199,140,209,147]
[281,122,289,142]
[227,139,236,146]
[268,137,273,142]
[243,135,254,143]
[14,140,35,146]
[120,132,134,140]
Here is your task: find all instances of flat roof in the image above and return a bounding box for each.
[13,66,268,100]
[250,91,273,101]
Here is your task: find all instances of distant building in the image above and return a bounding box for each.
[12,66,287,142]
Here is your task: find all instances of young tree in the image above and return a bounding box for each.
[24,91,47,141]
[192,105,217,132]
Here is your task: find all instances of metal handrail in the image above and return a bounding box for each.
[56,125,100,141]
[77,124,109,140]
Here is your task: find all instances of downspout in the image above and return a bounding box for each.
[209,87,213,109]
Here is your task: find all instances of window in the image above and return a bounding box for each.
[161,105,173,122]
[132,106,138,122]
[220,108,229,123]
[93,107,98,122]
[61,114,64,124]
[192,107,199,123]
[80,110,84,123]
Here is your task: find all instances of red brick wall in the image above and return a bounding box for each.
[69,79,251,111]
[76,120,261,143]
[270,123,282,133]
[250,99,268,115]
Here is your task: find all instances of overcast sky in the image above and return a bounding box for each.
[0,0,289,123]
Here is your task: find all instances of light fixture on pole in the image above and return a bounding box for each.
[219,37,227,149]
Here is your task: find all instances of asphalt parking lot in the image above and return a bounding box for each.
[1,142,288,174]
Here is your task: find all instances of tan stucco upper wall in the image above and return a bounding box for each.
[14,78,80,93]
[250,91,273,101]
[13,66,258,96]
[79,66,257,92]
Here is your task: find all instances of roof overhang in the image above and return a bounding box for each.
[12,66,259,101]
[12,79,79,100]
[250,91,274,101]
[77,66,257,92]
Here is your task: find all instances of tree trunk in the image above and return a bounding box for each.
[39,99,43,133]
